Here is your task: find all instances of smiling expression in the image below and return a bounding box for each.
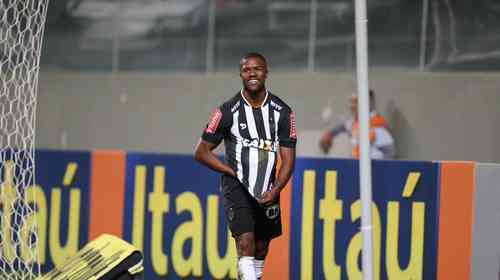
[240,56,268,95]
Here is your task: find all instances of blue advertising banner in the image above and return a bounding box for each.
[122,153,237,279]
[290,158,439,280]
[35,150,91,274]
[22,150,443,279]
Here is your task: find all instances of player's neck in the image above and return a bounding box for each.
[242,88,267,108]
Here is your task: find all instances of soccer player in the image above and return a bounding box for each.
[194,53,296,280]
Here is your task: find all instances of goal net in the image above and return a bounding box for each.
[0,0,50,279]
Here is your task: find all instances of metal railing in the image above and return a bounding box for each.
[40,0,500,72]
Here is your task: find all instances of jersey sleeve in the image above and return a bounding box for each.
[201,105,232,145]
[278,109,297,148]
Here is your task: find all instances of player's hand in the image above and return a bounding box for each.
[227,168,237,178]
[319,131,333,154]
[258,188,280,207]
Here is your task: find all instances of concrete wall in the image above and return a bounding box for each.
[472,163,500,280]
[36,71,500,162]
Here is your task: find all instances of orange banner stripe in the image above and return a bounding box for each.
[437,161,476,280]
[263,180,291,280]
[89,150,126,240]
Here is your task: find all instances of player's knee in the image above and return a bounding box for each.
[255,240,269,259]
[255,247,268,259]
[236,233,255,256]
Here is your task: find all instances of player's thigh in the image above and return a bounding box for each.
[221,177,258,237]
[234,231,256,257]
[225,206,256,238]
[255,202,282,241]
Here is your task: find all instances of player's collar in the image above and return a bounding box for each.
[240,89,269,108]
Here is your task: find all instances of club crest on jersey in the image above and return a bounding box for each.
[241,138,278,152]
[206,109,222,134]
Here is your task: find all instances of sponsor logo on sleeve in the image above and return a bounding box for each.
[231,101,240,113]
[290,112,297,139]
[270,100,283,111]
[206,109,222,134]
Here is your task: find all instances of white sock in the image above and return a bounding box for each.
[254,259,264,279]
[238,256,257,280]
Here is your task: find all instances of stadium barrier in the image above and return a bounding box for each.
[15,150,498,279]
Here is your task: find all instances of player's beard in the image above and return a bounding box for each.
[244,82,266,98]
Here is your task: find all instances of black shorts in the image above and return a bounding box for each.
[220,175,282,241]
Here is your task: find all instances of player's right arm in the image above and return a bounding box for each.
[194,106,236,177]
[194,139,236,177]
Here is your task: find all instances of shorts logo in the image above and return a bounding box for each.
[206,109,222,134]
[240,123,247,130]
[265,204,280,219]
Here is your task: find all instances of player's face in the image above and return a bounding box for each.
[240,57,268,94]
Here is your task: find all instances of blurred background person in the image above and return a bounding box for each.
[319,89,395,159]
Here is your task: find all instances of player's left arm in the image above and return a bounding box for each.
[259,110,297,206]
[259,147,296,206]
[275,146,296,191]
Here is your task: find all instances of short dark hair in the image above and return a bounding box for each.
[353,89,375,100]
[369,89,375,99]
[241,52,267,64]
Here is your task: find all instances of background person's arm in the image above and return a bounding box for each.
[319,122,347,153]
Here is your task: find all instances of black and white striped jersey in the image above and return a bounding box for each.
[202,90,297,199]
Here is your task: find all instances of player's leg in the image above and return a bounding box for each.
[254,239,270,280]
[236,232,257,256]
[254,202,283,280]
[227,206,258,280]
[235,232,257,280]
[221,176,259,280]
